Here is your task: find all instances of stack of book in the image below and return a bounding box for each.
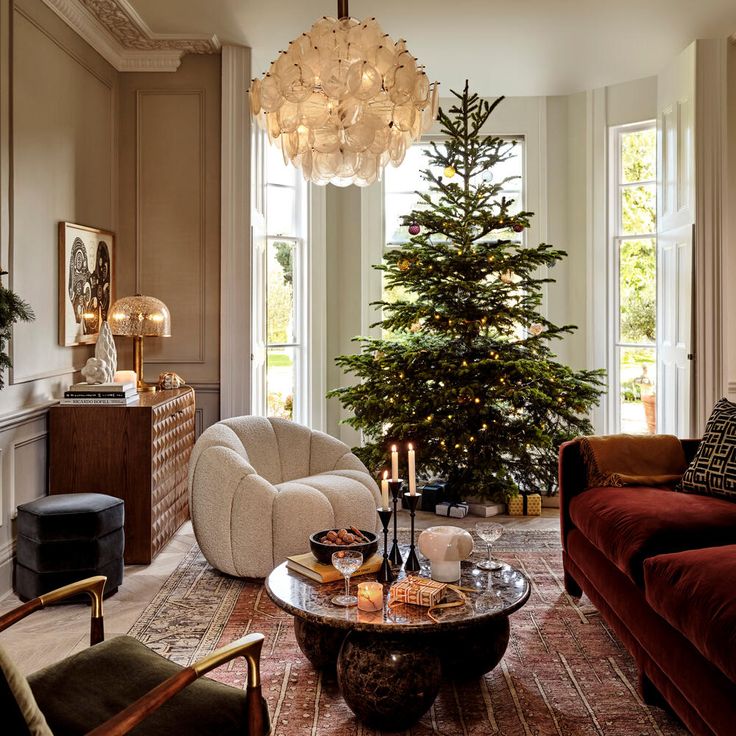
[61,382,139,406]
[286,552,382,583]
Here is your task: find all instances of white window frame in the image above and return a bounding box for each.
[251,130,326,428]
[607,119,657,433]
[361,98,547,347]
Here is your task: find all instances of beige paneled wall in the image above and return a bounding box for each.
[0,0,118,593]
[117,55,222,432]
[726,42,736,401]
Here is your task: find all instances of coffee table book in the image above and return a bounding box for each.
[286,552,382,583]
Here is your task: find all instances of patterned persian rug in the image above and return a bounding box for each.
[128,530,686,735]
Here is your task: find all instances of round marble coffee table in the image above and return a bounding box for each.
[265,552,530,730]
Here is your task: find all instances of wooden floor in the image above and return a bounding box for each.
[0,509,559,675]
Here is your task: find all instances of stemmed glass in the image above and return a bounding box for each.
[331,550,363,607]
[475,522,503,571]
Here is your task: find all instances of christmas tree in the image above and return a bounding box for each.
[328,83,604,502]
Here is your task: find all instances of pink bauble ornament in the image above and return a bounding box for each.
[408,222,421,235]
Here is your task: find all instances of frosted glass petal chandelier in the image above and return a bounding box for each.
[249,0,438,187]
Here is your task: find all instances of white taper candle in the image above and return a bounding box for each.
[408,443,416,495]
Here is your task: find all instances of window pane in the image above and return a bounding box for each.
[619,346,656,434]
[267,185,297,236]
[267,238,296,345]
[621,184,655,235]
[384,139,523,245]
[621,128,656,183]
[266,144,297,187]
[619,238,656,344]
[267,346,296,419]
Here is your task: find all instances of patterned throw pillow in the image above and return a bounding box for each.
[680,398,736,501]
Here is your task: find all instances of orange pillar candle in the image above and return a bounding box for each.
[357,581,384,612]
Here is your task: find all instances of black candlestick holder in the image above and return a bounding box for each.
[376,507,394,583]
[403,492,422,573]
[387,479,404,565]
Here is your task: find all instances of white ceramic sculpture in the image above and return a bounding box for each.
[81,357,109,385]
[418,525,474,582]
[95,320,117,382]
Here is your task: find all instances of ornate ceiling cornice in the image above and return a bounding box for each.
[41,0,220,72]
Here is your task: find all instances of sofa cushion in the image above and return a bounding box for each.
[680,398,736,501]
[568,485,736,584]
[644,546,736,684]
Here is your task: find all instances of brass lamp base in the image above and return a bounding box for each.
[133,336,156,393]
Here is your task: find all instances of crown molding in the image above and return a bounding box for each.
[41,0,220,72]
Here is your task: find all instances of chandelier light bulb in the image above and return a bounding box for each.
[250,2,438,187]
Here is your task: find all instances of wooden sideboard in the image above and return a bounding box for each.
[49,387,195,564]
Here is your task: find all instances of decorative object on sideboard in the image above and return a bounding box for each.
[0,265,34,390]
[417,526,474,583]
[249,0,438,188]
[95,320,117,381]
[157,370,185,390]
[58,222,114,346]
[80,357,110,385]
[109,294,171,393]
[114,369,137,385]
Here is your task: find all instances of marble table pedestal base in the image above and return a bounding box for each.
[435,616,510,679]
[337,630,442,730]
[296,615,512,727]
[294,617,344,670]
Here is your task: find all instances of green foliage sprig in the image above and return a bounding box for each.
[0,268,34,389]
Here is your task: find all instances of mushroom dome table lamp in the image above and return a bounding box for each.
[109,294,171,392]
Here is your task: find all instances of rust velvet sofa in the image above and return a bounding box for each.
[559,437,736,736]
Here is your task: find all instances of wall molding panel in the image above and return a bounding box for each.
[41,0,219,71]
[9,431,47,519]
[135,88,207,365]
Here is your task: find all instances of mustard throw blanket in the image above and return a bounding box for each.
[579,434,688,488]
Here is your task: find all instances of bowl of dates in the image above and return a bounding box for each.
[309,526,378,565]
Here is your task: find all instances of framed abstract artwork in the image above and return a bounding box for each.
[58,222,115,346]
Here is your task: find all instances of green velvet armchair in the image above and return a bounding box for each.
[0,576,270,735]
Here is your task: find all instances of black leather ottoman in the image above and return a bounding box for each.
[15,493,124,601]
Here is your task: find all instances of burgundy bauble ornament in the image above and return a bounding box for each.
[512,223,525,233]
[408,222,421,235]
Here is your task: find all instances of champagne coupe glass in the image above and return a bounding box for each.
[475,522,503,571]
[331,550,363,607]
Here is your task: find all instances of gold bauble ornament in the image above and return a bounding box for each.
[444,165,456,178]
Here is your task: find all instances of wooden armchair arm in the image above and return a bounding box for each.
[85,633,267,736]
[0,575,106,645]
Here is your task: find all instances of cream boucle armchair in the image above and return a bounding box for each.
[188,416,380,578]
